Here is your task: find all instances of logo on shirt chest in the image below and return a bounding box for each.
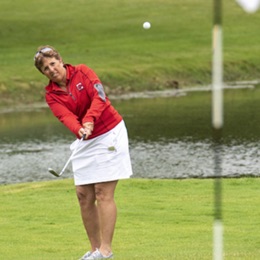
[76,82,84,91]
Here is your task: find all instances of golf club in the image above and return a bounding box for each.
[48,134,86,177]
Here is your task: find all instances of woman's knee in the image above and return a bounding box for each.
[95,181,118,202]
[76,185,96,206]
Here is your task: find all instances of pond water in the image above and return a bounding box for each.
[0,88,259,184]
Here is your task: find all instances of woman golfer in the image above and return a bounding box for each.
[34,45,133,259]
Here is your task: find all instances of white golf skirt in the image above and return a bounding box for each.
[70,120,133,185]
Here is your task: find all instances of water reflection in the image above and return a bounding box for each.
[0,89,259,184]
[131,139,259,179]
[0,140,71,183]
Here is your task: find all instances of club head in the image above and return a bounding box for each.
[48,168,60,177]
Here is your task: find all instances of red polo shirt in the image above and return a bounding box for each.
[45,64,122,139]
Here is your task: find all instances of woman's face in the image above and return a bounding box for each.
[40,57,66,86]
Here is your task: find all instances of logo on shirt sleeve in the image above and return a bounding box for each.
[94,83,106,102]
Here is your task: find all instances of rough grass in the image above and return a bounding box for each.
[0,0,260,104]
[0,178,259,259]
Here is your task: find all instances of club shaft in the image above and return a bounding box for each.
[59,134,86,176]
[60,150,77,175]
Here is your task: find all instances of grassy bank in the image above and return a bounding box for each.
[0,178,259,259]
[0,0,260,105]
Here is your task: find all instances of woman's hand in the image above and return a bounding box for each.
[84,122,94,138]
[78,122,94,139]
[78,128,87,139]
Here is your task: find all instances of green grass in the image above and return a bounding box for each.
[0,0,260,104]
[0,178,259,259]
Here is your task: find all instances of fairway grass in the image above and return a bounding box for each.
[0,178,259,259]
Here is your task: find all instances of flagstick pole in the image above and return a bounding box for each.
[212,0,223,259]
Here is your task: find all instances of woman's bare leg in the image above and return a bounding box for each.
[76,184,101,251]
[95,181,118,256]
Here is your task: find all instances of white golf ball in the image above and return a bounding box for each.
[143,22,151,29]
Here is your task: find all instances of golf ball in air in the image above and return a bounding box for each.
[143,22,151,29]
